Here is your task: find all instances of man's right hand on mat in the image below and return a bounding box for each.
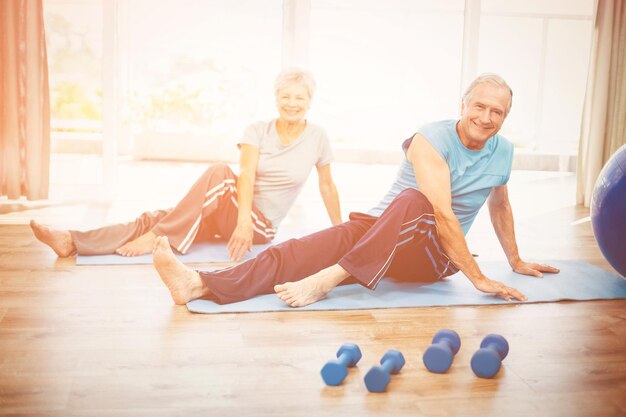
[473,276,527,302]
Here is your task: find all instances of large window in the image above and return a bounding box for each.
[478,0,594,154]
[44,0,594,165]
[309,0,593,154]
[309,0,465,150]
[44,0,102,149]
[127,0,282,161]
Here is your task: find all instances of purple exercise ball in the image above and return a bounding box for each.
[590,144,626,277]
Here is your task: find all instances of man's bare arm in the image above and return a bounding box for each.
[488,185,560,277]
[407,134,526,301]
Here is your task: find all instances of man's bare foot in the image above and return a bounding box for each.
[30,220,76,257]
[153,236,210,305]
[274,264,350,307]
[116,232,157,257]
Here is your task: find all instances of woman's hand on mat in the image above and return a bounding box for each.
[473,276,527,302]
[228,220,254,262]
[511,259,561,278]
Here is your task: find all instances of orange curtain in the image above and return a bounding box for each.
[0,0,50,200]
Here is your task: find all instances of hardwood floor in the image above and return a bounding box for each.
[0,159,624,417]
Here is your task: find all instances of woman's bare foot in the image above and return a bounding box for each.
[29,220,76,257]
[152,236,210,305]
[274,264,350,307]
[116,232,157,257]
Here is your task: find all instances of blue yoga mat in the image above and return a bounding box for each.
[75,229,310,265]
[186,260,626,314]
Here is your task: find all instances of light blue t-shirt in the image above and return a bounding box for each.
[368,119,514,235]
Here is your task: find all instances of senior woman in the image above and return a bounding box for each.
[31,67,342,262]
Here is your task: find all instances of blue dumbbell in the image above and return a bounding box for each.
[471,334,509,378]
[363,349,405,393]
[423,329,461,373]
[320,343,362,386]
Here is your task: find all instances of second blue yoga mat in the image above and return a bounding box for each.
[75,229,311,265]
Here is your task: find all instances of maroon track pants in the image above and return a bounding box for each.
[199,189,458,304]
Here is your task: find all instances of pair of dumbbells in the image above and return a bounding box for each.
[320,343,405,393]
[423,329,509,378]
[320,332,508,391]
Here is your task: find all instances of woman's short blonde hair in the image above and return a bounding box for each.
[274,67,317,99]
[463,73,513,115]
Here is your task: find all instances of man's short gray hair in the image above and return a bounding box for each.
[274,67,317,99]
[462,73,513,115]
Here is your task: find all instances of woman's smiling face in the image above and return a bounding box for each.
[275,83,311,123]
